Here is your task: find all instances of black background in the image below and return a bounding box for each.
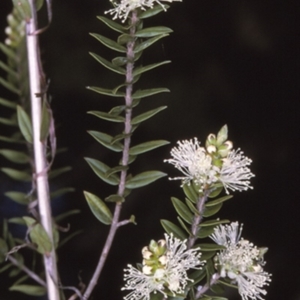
[0,0,299,299]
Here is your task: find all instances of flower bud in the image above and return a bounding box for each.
[216,125,228,146]
[207,145,216,154]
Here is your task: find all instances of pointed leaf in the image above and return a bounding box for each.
[55,209,80,222]
[8,217,26,225]
[195,243,226,251]
[50,187,75,199]
[49,166,72,179]
[133,61,171,76]
[5,192,29,205]
[200,219,229,227]
[9,284,46,296]
[16,105,33,143]
[0,135,23,144]
[88,110,125,122]
[206,195,233,207]
[125,171,166,189]
[132,88,169,99]
[84,191,112,225]
[0,149,29,164]
[134,34,169,53]
[109,105,126,115]
[106,165,128,177]
[185,198,199,215]
[160,219,187,240]
[1,168,31,181]
[112,56,127,66]
[182,183,199,203]
[131,106,167,125]
[105,194,125,203]
[0,42,15,59]
[118,34,132,45]
[171,197,194,224]
[0,77,20,94]
[135,26,173,37]
[0,97,17,109]
[139,4,170,19]
[0,116,17,126]
[203,202,223,217]
[89,52,126,75]
[87,86,125,97]
[85,157,119,185]
[97,16,126,33]
[23,217,52,254]
[0,61,18,78]
[177,216,191,235]
[129,140,169,155]
[197,226,216,239]
[90,33,126,53]
[88,131,123,152]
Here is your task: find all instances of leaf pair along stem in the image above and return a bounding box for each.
[82,10,139,300]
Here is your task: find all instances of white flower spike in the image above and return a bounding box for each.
[105,0,182,22]
[210,222,271,300]
[122,233,204,300]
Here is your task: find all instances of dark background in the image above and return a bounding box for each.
[0,0,299,299]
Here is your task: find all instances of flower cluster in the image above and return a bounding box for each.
[122,233,203,300]
[164,125,254,194]
[210,222,271,300]
[105,0,181,22]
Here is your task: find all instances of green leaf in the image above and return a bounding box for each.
[109,105,126,115]
[84,191,112,225]
[0,77,20,94]
[88,110,125,122]
[208,186,223,198]
[132,88,169,99]
[134,34,169,53]
[135,26,173,37]
[88,131,123,152]
[55,209,81,222]
[40,100,51,141]
[196,243,226,251]
[112,56,127,67]
[201,250,217,260]
[97,16,126,33]
[139,4,169,19]
[0,238,8,263]
[1,168,31,181]
[0,42,15,60]
[0,262,12,273]
[188,268,206,286]
[216,124,228,146]
[129,140,169,155]
[182,183,199,203]
[0,116,17,126]
[49,166,72,179]
[85,157,119,185]
[106,166,128,178]
[203,202,223,217]
[125,171,166,189]
[200,219,229,227]
[0,135,23,144]
[197,226,216,238]
[90,33,126,53]
[89,52,126,75]
[185,198,199,215]
[0,61,18,78]
[87,86,125,97]
[5,191,29,205]
[23,217,52,255]
[0,149,29,164]
[117,34,132,45]
[171,197,193,224]
[133,61,171,76]
[210,283,225,295]
[16,105,32,143]
[206,195,233,206]
[131,106,167,125]
[8,217,26,225]
[9,284,46,296]
[50,187,75,199]
[0,97,17,109]
[58,230,83,249]
[105,194,125,203]
[160,219,187,240]
[177,217,191,235]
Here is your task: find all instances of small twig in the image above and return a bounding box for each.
[7,255,46,287]
[195,273,220,299]
[117,219,133,228]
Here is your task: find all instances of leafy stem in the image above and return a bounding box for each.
[195,273,220,299]
[187,192,208,249]
[82,10,139,300]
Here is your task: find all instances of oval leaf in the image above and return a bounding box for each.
[84,191,112,225]
[88,110,125,122]
[132,88,170,99]
[5,191,28,205]
[1,168,31,181]
[131,106,167,125]
[171,197,194,224]
[88,131,123,152]
[206,195,233,207]
[134,34,169,53]
[133,61,171,77]
[87,86,125,97]
[90,33,126,53]
[125,171,166,189]
[160,219,187,240]
[16,105,32,143]
[139,4,169,19]
[0,149,29,164]
[129,140,169,155]
[97,16,126,33]
[135,26,173,37]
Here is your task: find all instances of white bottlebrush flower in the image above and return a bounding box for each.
[219,148,254,194]
[164,138,219,191]
[210,222,271,300]
[122,233,204,300]
[105,0,181,22]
